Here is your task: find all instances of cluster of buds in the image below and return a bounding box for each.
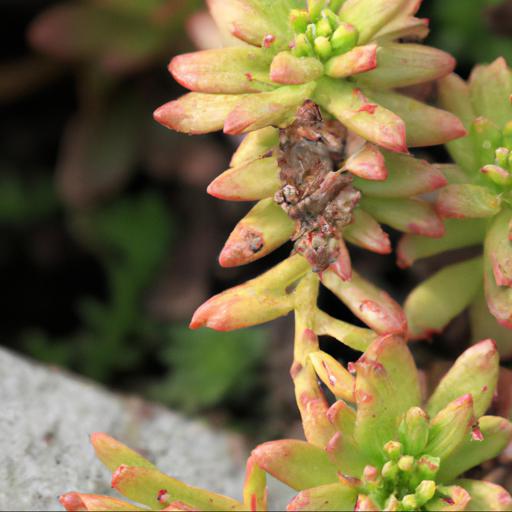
[402,58,512,356]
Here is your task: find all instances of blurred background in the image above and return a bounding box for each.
[1,0,512,454]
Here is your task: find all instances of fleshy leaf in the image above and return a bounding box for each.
[405,257,483,340]
[354,335,421,463]
[243,456,267,512]
[428,339,499,418]
[224,83,316,134]
[437,73,477,173]
[344,142,388,181]
[367,88,467,147]
[230,126,279,167]
[425,394,474,460]
[360,197,445,237]
[287,482,358,512]
[356,43,454,88]
[309,351,355,402]
[325,44,378,78]
[344,208,391,255]
[59,493,143,511]
[170,48,273,94]
[457,479,512,512]
[438,416,512,483]
[207,0,294,48]
[112,466,241,511]
[251,440,338,491]
[208,157,281,201]
[270,52,323,85]
[353,152,447,198]
[91,433,155,473]
[425,486,471,512]
[154,93,243,135]
[326,430,368,476]
[321,269,407,335]
[314,78,407,153]
[469,57,512,129]
[437,184,501,219]
[486,208,512,287]
[190,254,309,330]
[397,219,487,268]
[219,198,294,267]
[327,400,356,434]
[339,0,409,44]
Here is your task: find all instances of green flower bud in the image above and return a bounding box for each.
[331,23,358,54]
[384,441,403,462]
[316,17,333,37]
[290,9,310,34]
[399,407,430,456]
[384,495,400,512]
[381,461,398,481]
[308,0,326,21]
[416,455,440,481]
[314,36,333,60]
[495,147,510,169]
[415,480,436,506]
[305,23,317,42]
[293,34,314,57]
[398,455,415,473]
[401,494,418,511]
[322,8,340,29]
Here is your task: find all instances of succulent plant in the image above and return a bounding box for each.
[401,58,512,356]
[60,433,269,511]
[155,0,466,294]
[252,333,512,511]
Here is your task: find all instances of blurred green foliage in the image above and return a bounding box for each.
[153,327,268,413]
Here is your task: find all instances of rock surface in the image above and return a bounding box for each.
[0,348,292,511]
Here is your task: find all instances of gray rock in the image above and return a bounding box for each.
[0,348,292,511]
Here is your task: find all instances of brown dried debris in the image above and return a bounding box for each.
[274,101,361,273]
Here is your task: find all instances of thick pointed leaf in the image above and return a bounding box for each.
[374,15,429,43]
[154,93,243,135]
[314,78,407,153]
[469,57,512,128]
[170,48,273,94]
[243,456,267,512]
[353,335,421,463]
[270,52,323,85]
[59,494,143,511]
[458,479,512,511]
[309,351,355,402]
[437,184,501,219]
[356,43,454,88]
[287,482,358,511]
[397,219,487,268]
[428,339,499,418]
[470,290,512,360]
[353,152,447,198]
[344,142,387,181]
[367,88,467,147]
[437,73,477,173]
[426,394,474,459]
[321,269,407,335]
[251,440,338,491]
[230,126,279,167]
[326,430,369,476]
[207,0,295,48]
[440,163,471,185]
[325,44,378,79]
[405,257,483,339]
[438,416,512,483]
[339,0,410,44]
[208,156,281,201]
[486,208,512,287]
[91,433,155,472]
[219,199,294,267]
[361,197,444,237]
[425,486,471,511]
[224,83,316,134]
[190,255,309,330]
[314,309,378,351]
[344,208,391,255]
[484,229,512,328]
[327,400,356,434]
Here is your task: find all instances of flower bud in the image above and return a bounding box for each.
[381,461,398,481]
[293,34,314,57]
[316,17,333,37]
[290,9,310,34]
[399,407,429,457]
[416,455,440,481]
[314,36,333,60]
[495,147,510,169]
[383,441,403,462]
[308,0,326,21]
[398,455,414,473]
[481,164,512,187]
[401,494,418,511]
[331,23,358,54]
[415,480,436,506]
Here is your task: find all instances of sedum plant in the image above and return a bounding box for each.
[253,335,512,511]
[402,58,512,356]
